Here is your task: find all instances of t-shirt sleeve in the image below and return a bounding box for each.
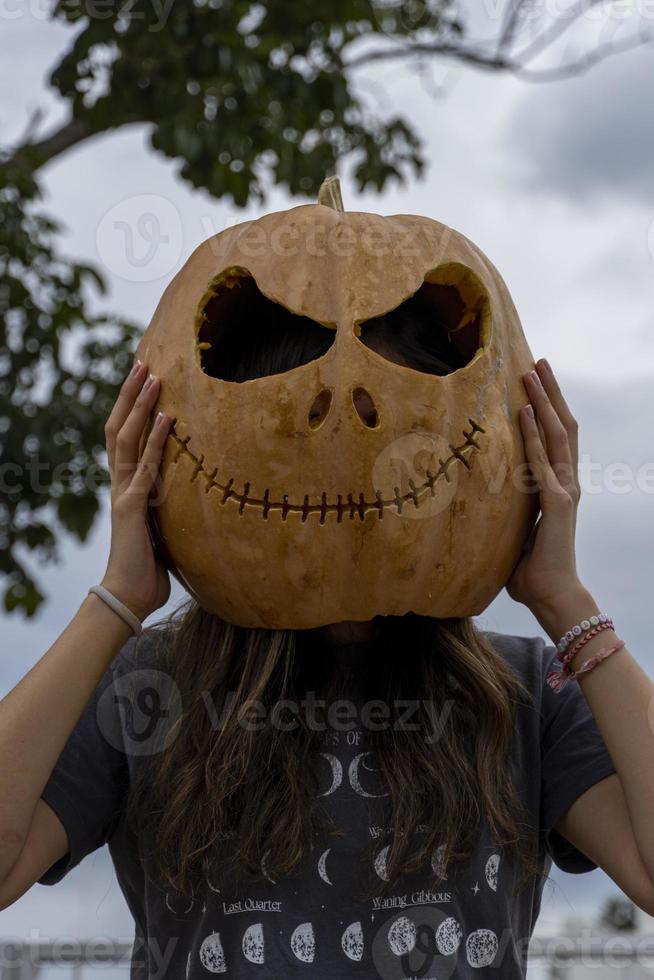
[36,636,138,886]
[539,638,617,874]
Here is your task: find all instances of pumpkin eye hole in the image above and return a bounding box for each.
[196,272,335,382]
[356,277,487,376]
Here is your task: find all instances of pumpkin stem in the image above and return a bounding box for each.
[318,175,344,212]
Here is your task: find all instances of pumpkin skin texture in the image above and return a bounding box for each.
[136,197,539,629]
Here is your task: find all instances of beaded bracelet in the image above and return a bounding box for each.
[556,613,612,656]
[546,604,624,692]
[559,620,616,668]
[547,620,619,692]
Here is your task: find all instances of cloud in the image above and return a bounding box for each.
[504,45,654,203]
[2,14,652,940]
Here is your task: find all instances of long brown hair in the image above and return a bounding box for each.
[127,280,550,902]
[126,605,548,903]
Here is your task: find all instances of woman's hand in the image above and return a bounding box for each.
[100,359,171,622]
[505,357,586,611]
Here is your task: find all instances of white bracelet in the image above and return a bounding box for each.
[556,613,610,654]
[88,585,143,637]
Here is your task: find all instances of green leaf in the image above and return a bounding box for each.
[56,493,100,541]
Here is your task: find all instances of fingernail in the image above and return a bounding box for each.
[130,359,143,376]
[525,404,534,419]
[542,358,552,373]
[156,411,168,426]
[143,373,156,389]
[528,369,542,386]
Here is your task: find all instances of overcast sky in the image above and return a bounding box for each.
[1,5,653,948]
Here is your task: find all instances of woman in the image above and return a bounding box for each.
[1,299,653,980]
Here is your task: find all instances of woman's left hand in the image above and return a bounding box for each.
[505,358,586,611]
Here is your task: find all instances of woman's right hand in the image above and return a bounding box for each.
[100,359,172,622]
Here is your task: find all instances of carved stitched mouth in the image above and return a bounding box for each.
[166,418,486,523]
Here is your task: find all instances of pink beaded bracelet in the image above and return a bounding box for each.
[556,613,612,655]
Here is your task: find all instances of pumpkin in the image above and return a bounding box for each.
[136,176,539,629]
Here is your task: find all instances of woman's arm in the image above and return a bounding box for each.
[0,596,133,899]
[0,359,170,897]
[507,358,654,909]
[531,587,654,910]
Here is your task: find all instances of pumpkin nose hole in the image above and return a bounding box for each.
[352,387,378,428]
[308,389,332,429]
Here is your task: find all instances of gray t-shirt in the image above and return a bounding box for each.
[37,627,617,978]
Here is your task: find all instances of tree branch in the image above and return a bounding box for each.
[498,0,528,54]
[346,41,511,73]
[4,4,650,177]
[345,29,653,83]
[512,0,617,67]
[513,28,653,81]
[6,116,90,170]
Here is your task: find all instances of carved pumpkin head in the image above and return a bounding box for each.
[137,177,538,629]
